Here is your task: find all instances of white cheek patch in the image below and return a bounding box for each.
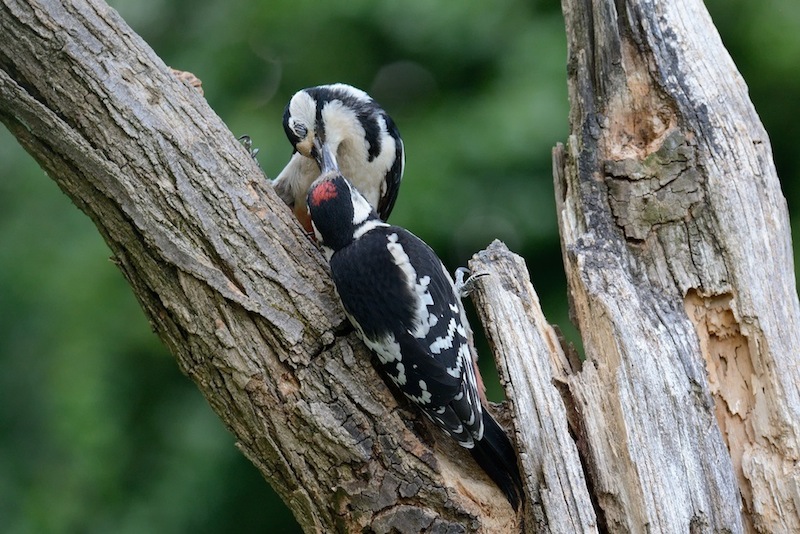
[289,92,317,134]
[397,137,406,177]
[311,221,322,242]
[287,117,305,138]
[322,100,364,149]
[319,99,383,209]
[320,244,334,262]
[350,188,373,225]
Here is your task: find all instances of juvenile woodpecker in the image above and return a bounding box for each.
[273,83,404,232]
[306,171,524,511]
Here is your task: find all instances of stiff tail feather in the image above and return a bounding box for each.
[470,410,524,510]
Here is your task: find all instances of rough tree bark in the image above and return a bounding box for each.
[550,0,800,532]
[1,0,798,533]
[0,0,519,531]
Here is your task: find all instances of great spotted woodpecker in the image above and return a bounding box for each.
[273,84,404,233]
[306,170,523,510]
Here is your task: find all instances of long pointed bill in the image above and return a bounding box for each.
[313,137,339,174]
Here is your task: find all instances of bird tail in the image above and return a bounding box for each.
[470,410,525,511]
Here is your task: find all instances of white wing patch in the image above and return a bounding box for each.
[394,362,407,385]
[429,317,467,355]
[362,332,402,364]
[385,233,438,339]
[357,330,410,386]
[409,380,432,405]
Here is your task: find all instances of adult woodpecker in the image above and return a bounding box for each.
[273,83,404,233]
[306,166,524,510]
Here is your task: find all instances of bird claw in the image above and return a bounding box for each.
[454,267,489,298]
[238,135,261,160]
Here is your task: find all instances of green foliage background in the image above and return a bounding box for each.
[1,0,798,532]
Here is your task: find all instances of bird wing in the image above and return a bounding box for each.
[330,226,483,444]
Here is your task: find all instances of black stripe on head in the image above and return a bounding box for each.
[377,113,404,219]
[306,85,384,162]
[282,103,301,148]
[315,97,325,143]
[358,107,382,162]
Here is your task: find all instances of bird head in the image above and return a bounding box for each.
[281,84,404,219]
[306,173,380,256]
[282,84,378,169]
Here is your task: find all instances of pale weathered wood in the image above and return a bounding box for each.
[0,0,520,531]
[556,0,800,532]
[470,241,598,533]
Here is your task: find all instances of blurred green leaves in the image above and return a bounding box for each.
[1,0,797,532]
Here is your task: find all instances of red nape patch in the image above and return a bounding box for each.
[310,180,338,206]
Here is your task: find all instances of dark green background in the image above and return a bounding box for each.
[2,1,798,532]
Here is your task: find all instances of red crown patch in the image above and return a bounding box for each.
[310,180,338,207]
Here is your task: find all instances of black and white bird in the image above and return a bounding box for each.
[306,170,524,510]
[273,83,404,233]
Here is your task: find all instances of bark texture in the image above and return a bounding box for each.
[555,0,800,532]
[470,242,597,532]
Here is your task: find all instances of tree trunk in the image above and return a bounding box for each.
[553,0,800,532]
[1,0,798,532]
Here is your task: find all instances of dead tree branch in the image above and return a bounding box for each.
[553,0,800,531]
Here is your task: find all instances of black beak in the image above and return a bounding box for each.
[313,137,339,174]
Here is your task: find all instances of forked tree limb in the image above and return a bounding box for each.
[0,0,524,531]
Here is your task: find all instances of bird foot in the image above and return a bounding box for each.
[454,267,489,298]
[238,135,261,161]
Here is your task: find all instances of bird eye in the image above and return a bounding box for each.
[289,119,308,139]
